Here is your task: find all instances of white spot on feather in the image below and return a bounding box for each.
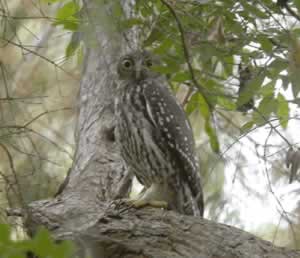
[185,120,191,129]
[146,101,156,126]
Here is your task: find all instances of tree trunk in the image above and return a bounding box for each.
[23,1,300,257]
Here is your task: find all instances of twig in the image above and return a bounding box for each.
[0,61,10,97]
[23,107,72,128]
[6,142,63,167]
[0,143,24,206]
[5,208,23,217]
[0,96,48,101]
[285,3,300,22]
[181,87,195,107]
[160,0,211,109]
[253,107,291,147]
[0,126,74,160]
[0,38,77,79]
[262,128,297,247]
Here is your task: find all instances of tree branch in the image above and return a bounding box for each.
[25,199,300,258]
[161,0,211,108]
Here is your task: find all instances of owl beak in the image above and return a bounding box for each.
[135,61,143,80]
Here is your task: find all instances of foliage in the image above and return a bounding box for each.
[116,0,299,151]
[0,224,74,258]
[51,1,298,151]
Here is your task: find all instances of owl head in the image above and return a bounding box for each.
[117,50,161,81]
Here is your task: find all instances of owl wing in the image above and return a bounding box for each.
[142,78,204,216]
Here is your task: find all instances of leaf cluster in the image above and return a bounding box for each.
[0,224,74,258]
[113,0,300,151]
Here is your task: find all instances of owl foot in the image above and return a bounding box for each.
[123,198,169,210]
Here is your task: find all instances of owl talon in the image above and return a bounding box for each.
[123,199,169,210]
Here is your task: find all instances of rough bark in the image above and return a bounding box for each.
[21,1,300,258]
[25,200,300,258]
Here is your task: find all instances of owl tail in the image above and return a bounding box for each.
[182,181,204,217]
[194,186,204,217]
[193,180,204,217]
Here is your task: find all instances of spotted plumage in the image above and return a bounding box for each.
[115,50,204,216]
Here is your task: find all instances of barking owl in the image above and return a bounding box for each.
[115,50,204,216]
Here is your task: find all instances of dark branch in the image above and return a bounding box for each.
[161,0,211,108]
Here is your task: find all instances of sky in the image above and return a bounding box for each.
[220,84,300,244]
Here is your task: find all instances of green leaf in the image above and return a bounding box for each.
[205,117,220,153]
[258,95,277,117]
[257,35,273,52]
[240,121,254,133]
[260,81,275,96]
[269,58,288,71]
[77,45,84,65]
[152,38,174,55]
[185,92,210,117]
[280,75,290,90]
[172,71,191,82]
[294,0,300,13]
[163,54,183,71]
[252,110,266,126]
[225,14,244,35]
[237,74,264,107]
[241,1,269,19]
[0,224,73,258]
[269,58,288,76]
[51,240,74,258]
[0,224,10,244]
[197,93,210,119]
[185,93,198,116]
[289,70,300,97]
[32,228,54,257]
[187,93,219,152]
[14,240,33,253]
[223,56,234,76]
[121,18,143,29]
[112,1,123,18]
[56,2,79,20]
[144,28,164,46]
[66,32,81,58]
[217,96,236,110]
[291,27,300,37]
[54,2,80,31]
[198,44,219,63]
[140,3,153,17]
[151,65,175,74]
[276,93,289,128]
[185,92,199,115]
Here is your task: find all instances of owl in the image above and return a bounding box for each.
[115,50,204,216]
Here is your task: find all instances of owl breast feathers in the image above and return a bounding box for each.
[115,50,204,216]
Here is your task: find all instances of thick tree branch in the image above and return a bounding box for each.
[24,199,300,258]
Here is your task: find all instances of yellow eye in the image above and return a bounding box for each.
[122,58,134,69]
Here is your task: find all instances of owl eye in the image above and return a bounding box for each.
[122,59,134,69]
